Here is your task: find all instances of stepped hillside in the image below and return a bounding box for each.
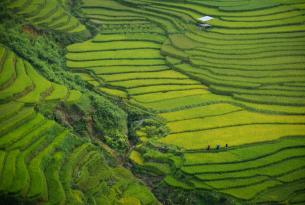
[0,44,158,204]
[65,0,305,204]
[1,0,305,204]
[4,0,88,34]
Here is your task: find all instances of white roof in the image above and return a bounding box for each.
[198,16,213,22]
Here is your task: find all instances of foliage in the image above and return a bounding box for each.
[2,0,305,204]
[0,1,160,204]
[104,132,129,151]
[38,93,128,152]
[154,182,238,205]
[134,119,169,139]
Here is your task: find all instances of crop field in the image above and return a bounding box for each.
[5,0,87,34]
[1,0,305,204]
[0,44,158,204]
[0,44,81,104]
[63,0,305,203]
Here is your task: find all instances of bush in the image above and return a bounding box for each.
[104,132,129,152]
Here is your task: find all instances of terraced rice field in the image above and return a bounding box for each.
[66,0,305,203]
[5,0,87,33]
[0,44,157,204]
[0,45,82,104]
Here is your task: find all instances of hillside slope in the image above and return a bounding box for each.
[65,0,305,204]
[1,0,305,204]
[4,0,88,34]
[0,44,159,205]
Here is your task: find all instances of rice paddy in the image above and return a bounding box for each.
[1,0,305,203]
[64,0,305,203]
[0,44,158,204]
[5,0,87,34]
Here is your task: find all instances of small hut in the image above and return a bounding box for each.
[197,23,211,30]
[197,16,214,31]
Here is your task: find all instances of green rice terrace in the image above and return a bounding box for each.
[1,0,305,204]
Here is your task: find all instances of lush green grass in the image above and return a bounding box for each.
[120,181,159,205]
[0,114,44,148]
[9,121,55,150]
[212,24,305,34]
[233,94,305,106]
[0,150,20,192]
[27,131,68,199]
[0,107,36,136]
[0,46,6,64]
[195,157,305,181]
[18,61,52,103]
[210,84,305,98]
[101,70,187,82]
[255,180,305,203]
[183,137,305,165]
[59,143,92,203]
[0,151,6,176]
[220,180,281,200]
[187,156,305,200]
[9,150,30,194]
[61,0,305,203]
[277,167,305,182]
[167,110,305,134]
[6,0,87,33]
[129,151,144,166]
[186,49,305,64]
[133,89,208,103]
[161,124,305,150]
[45,152,66,205]
[160,103,241,122]
[156,1,305,114]
[67,41,161,53]
[110,78,200,88]
[45,83,68,101]
[203,175,269,189]
[67,59,165,68]
[0,51,15,88]
[66,90,82,103]
[0,102,24,121]
[89,65,169,75]
[183,148,305,174]
[93,33,166,43]
[0,58,33,101]
[66,49,162,61]
[99,87,127,98]
[0,42,160,205]
[128,84,204,95]
[185,31,305,45]
[209,15,305,28]
[175,64,262,89]
[119,197,141,205]
[161,44,188,60]
[142,93,226,112]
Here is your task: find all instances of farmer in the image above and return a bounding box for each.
[207,145,210,150]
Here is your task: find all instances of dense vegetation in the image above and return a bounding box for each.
[0,1,159,205]
[65,0,305,204]
[1,0,305,204]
